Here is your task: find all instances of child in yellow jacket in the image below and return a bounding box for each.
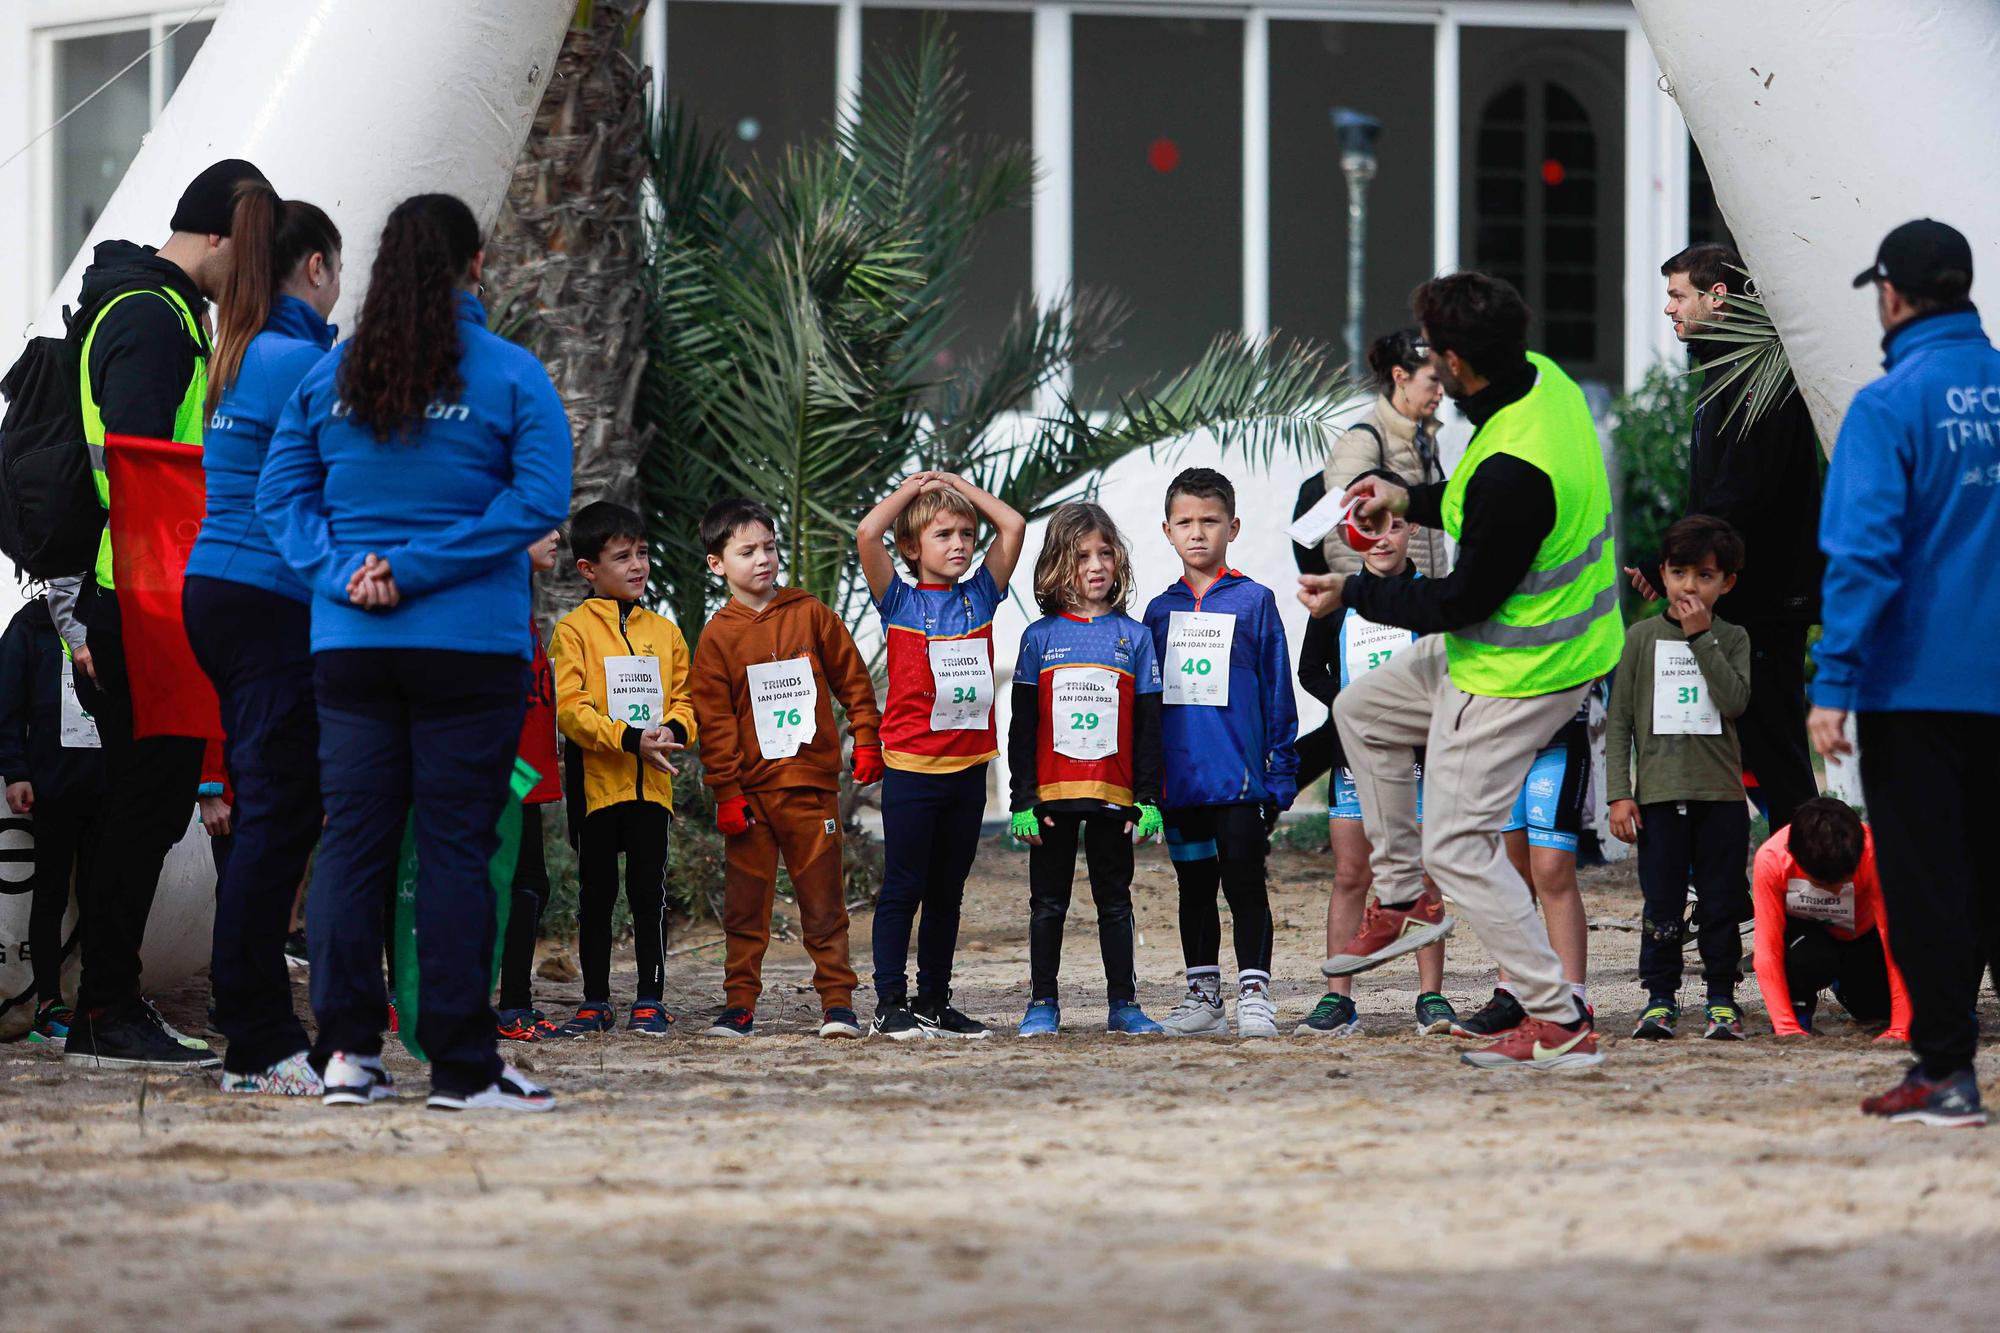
[549,501,697,1036]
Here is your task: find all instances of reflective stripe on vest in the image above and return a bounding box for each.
[78,287,208,589]
[1438,352,1622,698]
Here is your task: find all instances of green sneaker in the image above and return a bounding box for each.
[1414,992,1457,1035]
[1631,999,1679,1040]
[1293,992,1361,1037]
[1703,1002,1746,1041]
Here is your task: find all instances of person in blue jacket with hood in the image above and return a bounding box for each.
[182,183,341,1098]
[1810,219,2000,1130]
[259,192,571,1114]
[1143,467,1298,1039]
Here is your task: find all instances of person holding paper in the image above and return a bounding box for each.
[690,497,881,1040]
[549,501,697,1039]
[1604,516,1753,1041]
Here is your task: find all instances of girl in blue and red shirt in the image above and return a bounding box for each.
[1007,503,1166,1036]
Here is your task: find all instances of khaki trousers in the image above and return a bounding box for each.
[1333,634,1588,1022]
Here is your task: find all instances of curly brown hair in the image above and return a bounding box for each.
[338,193,480,440]
[1033,501,1135,615]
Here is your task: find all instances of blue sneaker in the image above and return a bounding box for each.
[555,1001,617,1039]
[1018,998,1060,1037]
[1107,1001,1165,1035]
[27,1000,72,1046]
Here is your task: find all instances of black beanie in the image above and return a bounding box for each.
[169,158,268,236]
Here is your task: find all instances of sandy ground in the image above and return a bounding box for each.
[4,837,1999,1331]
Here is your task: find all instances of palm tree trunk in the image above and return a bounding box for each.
[484,0,654,634]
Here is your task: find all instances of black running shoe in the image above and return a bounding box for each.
[1449,988,1526,1039]
[912,992,990,1040]
[873,998,922,1041]
[704,1006,755,1038]
[1632,998,1679,1040]
[64,1004,220,1071]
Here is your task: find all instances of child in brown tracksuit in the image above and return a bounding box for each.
[690,498,883,1040]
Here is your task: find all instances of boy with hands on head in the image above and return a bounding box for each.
[691,498,882,1039]
[857,471,1026,1039]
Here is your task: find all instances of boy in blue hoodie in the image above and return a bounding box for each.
[1144,468,1299,1037]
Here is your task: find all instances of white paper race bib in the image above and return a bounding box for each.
[604,655,664,729]
[1652,640,1721,735]
[1785,877,1857,931]
[1050,666,1120,760]
[60,672,101,749]
[1163,610,1233,707]
[745,657,818,759]
[1343,614,1409,683]
[927,637,993,731]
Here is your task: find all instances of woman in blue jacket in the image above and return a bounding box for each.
[259,193,571,1113]
[183,183,340,1097]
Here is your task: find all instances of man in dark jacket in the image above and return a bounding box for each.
[49,157,265,1072]
[1627,243,1824,832]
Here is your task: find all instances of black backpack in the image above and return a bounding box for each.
[0,298,111,580]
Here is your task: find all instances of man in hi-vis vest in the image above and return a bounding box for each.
[1299,272,1621,1071]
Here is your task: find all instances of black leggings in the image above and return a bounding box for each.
[1784,920,1891,1023]
[578,801,671,1003]
[1165,803,1273,981]
[497,803,549,1011]
[1027,809,1137,1005]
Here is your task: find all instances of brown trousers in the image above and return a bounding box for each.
[722,786,857,1010]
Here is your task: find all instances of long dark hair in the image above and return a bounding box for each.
[338,193,481,440]
[208,183,340,412]
[1365,327,1429,397]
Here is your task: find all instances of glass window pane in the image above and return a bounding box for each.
[1073,16,1241,404]
[667,3,837,168]
[53,30,151,267]
[862,8,1033,378]
[1268,21,1436,365]
[169,19,214,91]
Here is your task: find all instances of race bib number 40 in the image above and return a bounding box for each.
[746,657,819,759]
[604,655,664,728]
[1785,877,1857,932]
[927,637,994,731]
[1652,640,1721,735]
[1163,610,1233,707]
[1050,666,1120,760]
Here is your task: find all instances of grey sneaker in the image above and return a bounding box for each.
[1235,983,1279,1038]
[1158,986,1229,1036]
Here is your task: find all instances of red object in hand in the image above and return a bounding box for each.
[1342,506,1387,553]
[852,744,884,785]
[716,797,752,836]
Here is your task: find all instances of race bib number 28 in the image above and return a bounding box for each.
[604,655,664,727]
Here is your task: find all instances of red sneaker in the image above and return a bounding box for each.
[1860,1066,1987,1127]
[1323,891,1455,977]
[1458,1017,1603,1071]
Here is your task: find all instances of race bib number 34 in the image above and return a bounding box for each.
[927,637,994,731]
[746,657,819,759]
[1652,640,1721,736]
[1051,666,1120,760]
[604,655,664,728]
[1163,610,1233,707]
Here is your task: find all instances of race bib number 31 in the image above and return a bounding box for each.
[927,637,994,731]
[1163,610,1234,707]
[1652,640,1721,736]
[604,655,664,728]
[1051,666,1120,760]
[746,657,819,759]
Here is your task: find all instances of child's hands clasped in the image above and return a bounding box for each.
[638,725,682,775]
[1608,798,1642,844]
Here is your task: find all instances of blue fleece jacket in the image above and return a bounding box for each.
[257,291,572,658]
[1143,569,1299,810]
[1815,307,2000,715]
[185,295,334,602]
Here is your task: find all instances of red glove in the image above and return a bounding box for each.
[851,744,884,785]
[716,797,752,836]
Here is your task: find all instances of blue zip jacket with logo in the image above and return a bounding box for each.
[257,290,572,658]
[1143,569,1299,811]
[1814,307,2000,715]
[185,294,334,602]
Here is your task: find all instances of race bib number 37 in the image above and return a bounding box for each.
[927,637,994,731]
[1343,613,1408,683]
[1652,640,1721,736]
[1163,610,1233,707]
[604,655,664,728]
[746,657,819,759]
[1051,666,1120,760]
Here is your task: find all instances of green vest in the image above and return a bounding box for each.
[1440,352,1620,698]
[79,286,208,589]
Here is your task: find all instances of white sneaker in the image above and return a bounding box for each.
[1236,984,1280,1038]
[1158,987,1230,1036]
[321,1051,397,1107]
[220,1050,323,1097]
[427,1064,555,1113]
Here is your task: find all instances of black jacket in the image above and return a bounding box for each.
[1300,563,1423,773]
[76,239,210,441]
[0,599,107,804]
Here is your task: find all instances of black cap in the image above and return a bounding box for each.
[1853,218,1974,297]
[169,158,268,236]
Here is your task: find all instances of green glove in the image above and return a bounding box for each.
[1133,803,1164,841]
[1010,809,1042,842]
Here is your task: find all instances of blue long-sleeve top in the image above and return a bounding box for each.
[1814,307,2000,715]
[256,290,573,658]
[184,294,335,602]
[1143,569,1300,810]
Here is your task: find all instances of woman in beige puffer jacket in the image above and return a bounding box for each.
[1320,328,1450,577]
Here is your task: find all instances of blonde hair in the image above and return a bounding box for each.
[892,487,980,575]
[1033,502,1135,615]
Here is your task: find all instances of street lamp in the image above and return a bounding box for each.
[1332,107,1382,368]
